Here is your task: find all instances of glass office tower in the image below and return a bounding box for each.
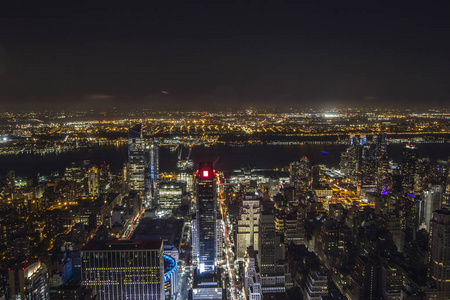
[195,162,217,276]
[128,124,145,192]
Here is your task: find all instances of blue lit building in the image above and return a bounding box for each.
[195,162,217,276]
[164,255,178,300]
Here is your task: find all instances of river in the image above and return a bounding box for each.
[0,143,449,178]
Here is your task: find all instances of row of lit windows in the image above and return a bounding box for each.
[84,267,159,270]
[85,280,160,284]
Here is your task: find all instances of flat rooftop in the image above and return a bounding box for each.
[132,217,184,247]
[82,239,163,251]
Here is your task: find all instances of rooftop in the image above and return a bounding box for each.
[82,239,163,251]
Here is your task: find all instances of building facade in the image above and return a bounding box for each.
[195,162,217,276]
[146,139,159,208]
[81,239,164,300]
[128,124,146,192]
[8,261,49,300]
[236,196,260,260]
[428,209,450,299]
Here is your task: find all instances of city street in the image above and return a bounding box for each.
[221,204,241,300]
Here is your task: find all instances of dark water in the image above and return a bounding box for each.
[1,143,450,178]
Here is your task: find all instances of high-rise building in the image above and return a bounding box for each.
[6,169,15,189]
[146,138,159,208]
[428,208,450,299]
[380,263,402,300]
[244,247,262,300]
[421,185,443,231]
[191,218,198,264]
[347,256,380,300]
[375,133,389,194]
[360,144,377,192]
[98,164,111,193]
[158,181,186,211]
[383,211,404,252]
[311,165,321,189]
[216,215,224,263]
[258,212,276,276]
[236,196,260,260]
[87,167,99,196]
[317,219,352,269]
[177,172,194,194]
[258,210,287,294]
[284,212,306,246]
[339,138,361,182]
[290,156,310,198]
[195,162,217,276]
[402,144,417,194]
[303,272,328,300]
[81,239,164,300]
[414,157,432,195]
[128,124,146,192]
[8,261,50,300]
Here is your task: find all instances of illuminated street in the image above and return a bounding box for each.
[220,201,241,300]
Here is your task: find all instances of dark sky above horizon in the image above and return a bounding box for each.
[1,2,449,111]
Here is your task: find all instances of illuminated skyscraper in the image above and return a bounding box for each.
[421,185,443,231]
[8,261,49,300]
[159,181,185,211]
[290,156,310,198]
[360,144,377,192]
[195,162,217,276]
[428,209,450,299]
[236,196,260,260]
[128,124,145,192]
[146,138,159,208]
[258,210,287,293]
[402,144,417,194]
[375,133,389,194]
[87,167,99,196]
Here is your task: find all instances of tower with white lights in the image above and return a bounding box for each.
[195,162,217,276]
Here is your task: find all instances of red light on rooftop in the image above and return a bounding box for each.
[202,170,209,177]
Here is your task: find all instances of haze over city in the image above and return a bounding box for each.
[1,2,450,111]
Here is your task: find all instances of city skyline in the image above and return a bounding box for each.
[2,2,450,299]
[2,125,450,298]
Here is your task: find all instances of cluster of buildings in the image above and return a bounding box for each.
[217,134,450,300]
[2,123,450,299]
[0,123,192,299]
[2,108,450,155]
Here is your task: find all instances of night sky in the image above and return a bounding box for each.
[1,2,449,111]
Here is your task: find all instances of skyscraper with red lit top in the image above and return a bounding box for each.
[195,162,217,276]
